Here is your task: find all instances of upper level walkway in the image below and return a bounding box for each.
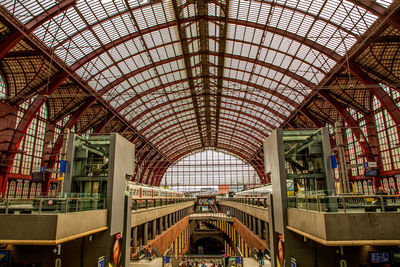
[189,213,233,222]
[218,195,400,246]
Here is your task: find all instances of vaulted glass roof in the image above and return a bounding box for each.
[2,0,393,161]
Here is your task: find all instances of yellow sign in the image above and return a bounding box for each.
[57,176,64,181]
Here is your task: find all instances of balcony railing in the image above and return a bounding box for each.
[0,195,105,215]
[288,194,400,213]
[132,198,195,211]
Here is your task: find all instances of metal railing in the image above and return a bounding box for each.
[0,196,105,215]
[217,197,268,209]
[132,198,195,211]
[288,194,400,213]
[219,195,400,213]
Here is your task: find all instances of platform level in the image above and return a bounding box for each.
[189,213,233,222]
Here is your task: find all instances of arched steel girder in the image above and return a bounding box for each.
[145,157,170,185]
[97,38,325,101]
[144,155,167,185]
[90,37,326,91]
[106,51,306,113]
[348,61,400,131]
[129,93,286,127]
[148,115,265,147]
[148,159,170,185]
[0,71,68,185]
[319,90,374,161]
[154,161,172,186]
[166,142,252,164]
[143,156,166,184]
[93,113,116,133]
[299,108,324,128]
[347,0,400,31]
[46,97,96,169]
[162,134,255,161]
[168,145,254,169]
[116,79,296,123]
[136,150,157,183]
[53,0,359,52]
[152,120,262,151]
[70,15,341,73]
[141,104,276,135]
[249,159,266,184]
[142,153,164,184]
[144,107,271,140]
[115,73,299,117]
[0,0,77,60]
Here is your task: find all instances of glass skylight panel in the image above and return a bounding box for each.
[3,0,55,23]
[182,4,196,18]
[375,0,394,8]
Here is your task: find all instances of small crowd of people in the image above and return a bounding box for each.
[179,260,227,267]
[375,186,397,205]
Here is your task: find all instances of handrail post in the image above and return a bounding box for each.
[39,199,43,215]
[305,195,308,210]
[343,197,346,213]
[317,196,321,212]
[5,199,10,214]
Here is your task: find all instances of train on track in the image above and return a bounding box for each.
[126,182,184,199]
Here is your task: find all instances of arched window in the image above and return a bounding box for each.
[161,150,260,192]
[0,73,5,99]
[11,99,47,175]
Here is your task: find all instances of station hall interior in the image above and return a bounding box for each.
[1,0,400,266]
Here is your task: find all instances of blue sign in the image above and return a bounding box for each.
[235,257,242,264]
[163,257,170,263]
[363,162,368,168]
[40,166,46,172]
[330,155,337,169]
[0,251,11,262]
[98,256,104,267]
[60,160,67,173]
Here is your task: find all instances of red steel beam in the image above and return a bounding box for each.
[0,0,77,59]
[348,61,400,132]
[145,109,269,141]
[141,105,276,135]
[71,16,341,72]
[319,90,375,162]
[1,72,68,185]
[128,94,287,125]
[163,134,254,160]
[154,124,260,152]
[115,74,298,116]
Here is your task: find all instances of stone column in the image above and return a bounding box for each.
[143,222,148,245]
[152,219,157,239]
[257,218,262,238]
[159,217,164,233]
[164,215,168,230]
[132,227,138,254]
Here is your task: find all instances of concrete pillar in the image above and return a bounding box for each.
[253,217,257,234]
[132,227,138,254]
[143,222,148,245]
[164,215,168,230]
[152,219,157,239]
[159,217,164,233]
[257,218,262,238]
[265,222,269,244]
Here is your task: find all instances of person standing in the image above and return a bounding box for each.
[389,186,396,203]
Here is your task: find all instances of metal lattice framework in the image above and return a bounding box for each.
[0,0,400,187]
